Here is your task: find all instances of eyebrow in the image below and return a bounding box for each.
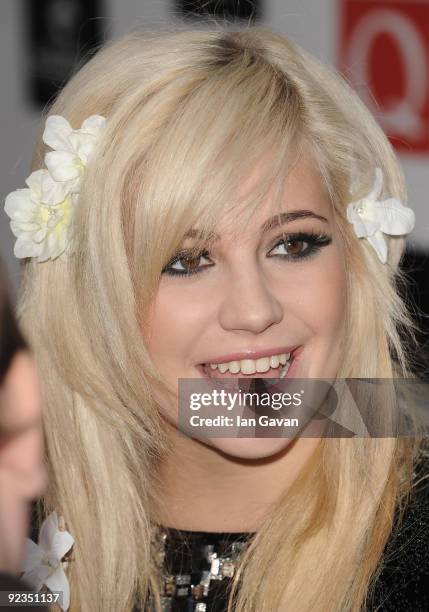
[184,210,329,241]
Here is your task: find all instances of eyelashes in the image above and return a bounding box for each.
[161,231,333,277]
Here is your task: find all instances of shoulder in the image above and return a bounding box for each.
[367,451,429,611]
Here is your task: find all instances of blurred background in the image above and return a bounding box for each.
[1,0,428,366]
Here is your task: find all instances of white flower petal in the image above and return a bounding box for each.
[360,217,380,237]
[80,114,106,137]
[13,221,40,232]
[51,530,74,560]
[33,226,49,243]
[37,240,53,263]
[43,116,74,151]
[25,169,49,197]
[67,176,82,194]
[10,220,38,240]
[8,210,37,225]
[40,171,73,206]
[367,230,388,263]
[68,132,97,166]
[45,151,81,182]
[350,218,368,238]
[45,566,70,611]
[46,212,60,229]
[376,199,416,235]
[346,205,373,238]
[21,568,46,593]
[14,237,42,259]
[39,512,59,551]
[8,221,21,240]
[4,189,35,221]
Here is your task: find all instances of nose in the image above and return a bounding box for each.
[218,262,283,334]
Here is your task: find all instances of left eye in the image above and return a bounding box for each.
[163,251,212,275]
[268,237,310,257]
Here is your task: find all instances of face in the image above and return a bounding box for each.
[0,350,46,574]
[144,156,347,459]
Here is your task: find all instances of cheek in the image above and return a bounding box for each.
[143,283,213,371]
[276,252,346,335]
[313,258,346,331]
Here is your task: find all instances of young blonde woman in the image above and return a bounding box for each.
[4,23,429,612]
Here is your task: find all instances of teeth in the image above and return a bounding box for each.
[207,352,292,375]
[270,355,280,369]
[256,357,271,373]
[228,361,240,374]
[279,360,291,379]
[241,359,256,374]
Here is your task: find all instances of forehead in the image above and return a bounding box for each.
[186,154,332,244]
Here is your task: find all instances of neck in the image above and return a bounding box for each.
[152,420,324,533]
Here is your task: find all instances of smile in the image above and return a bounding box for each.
[198,346,303,379]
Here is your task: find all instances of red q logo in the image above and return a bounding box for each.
[339,0,429,154]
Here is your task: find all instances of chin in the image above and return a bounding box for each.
[205,436,294,460]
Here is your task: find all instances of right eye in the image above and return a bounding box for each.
[162,250,214,276]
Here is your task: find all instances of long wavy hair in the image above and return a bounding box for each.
[16,23,426,611]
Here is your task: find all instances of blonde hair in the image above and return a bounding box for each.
[17,23,426,611]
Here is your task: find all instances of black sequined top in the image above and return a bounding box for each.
[152,528,251,612]
[147,455,429,612]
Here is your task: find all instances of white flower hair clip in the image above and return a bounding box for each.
[4,114,106,262]
[346,167,415,264]
[21,511,74,611]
